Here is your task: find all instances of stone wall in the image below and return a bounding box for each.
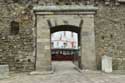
[0,0,125,72]
[95,4,125,70]
[0,1,35,71]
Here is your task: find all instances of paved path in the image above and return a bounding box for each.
[0,61,125,83]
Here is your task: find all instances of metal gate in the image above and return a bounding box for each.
[51,48,79,61]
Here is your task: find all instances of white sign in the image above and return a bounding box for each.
[102,55,112,73]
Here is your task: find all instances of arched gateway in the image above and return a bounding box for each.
[51,25,80,62]
[33,5,97,71]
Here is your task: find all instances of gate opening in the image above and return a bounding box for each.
[50,25,81,68]
[51,31,79,61]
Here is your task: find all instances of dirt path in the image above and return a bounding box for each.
[0,61,125,83]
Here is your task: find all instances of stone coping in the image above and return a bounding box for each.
[118,0,125,2]
[33,5,98,12]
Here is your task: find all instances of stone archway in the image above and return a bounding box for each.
[50,25,80,62]
[33,5,97,72]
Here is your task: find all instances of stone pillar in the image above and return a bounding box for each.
[36,15,51,71]
[80,15,96,70]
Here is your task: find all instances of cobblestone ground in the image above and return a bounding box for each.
[0,61,125,83]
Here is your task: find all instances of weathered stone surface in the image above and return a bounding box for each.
[80,15,96,70]
[0,0,125,72]
[95,4,125,70]
[0,2,34,72]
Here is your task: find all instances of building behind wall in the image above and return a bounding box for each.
[0,0,125,71]
[51,31,78,49]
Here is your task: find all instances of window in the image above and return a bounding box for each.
[51,42,54,48]
[10,21,19,35]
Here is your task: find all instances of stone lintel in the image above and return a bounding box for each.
[35,12,96,15]
[33,5,98,15]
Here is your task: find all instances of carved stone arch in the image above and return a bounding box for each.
[50,25,80,33]
[33,5,97,73]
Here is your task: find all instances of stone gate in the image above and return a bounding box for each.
[33,5,98,71]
